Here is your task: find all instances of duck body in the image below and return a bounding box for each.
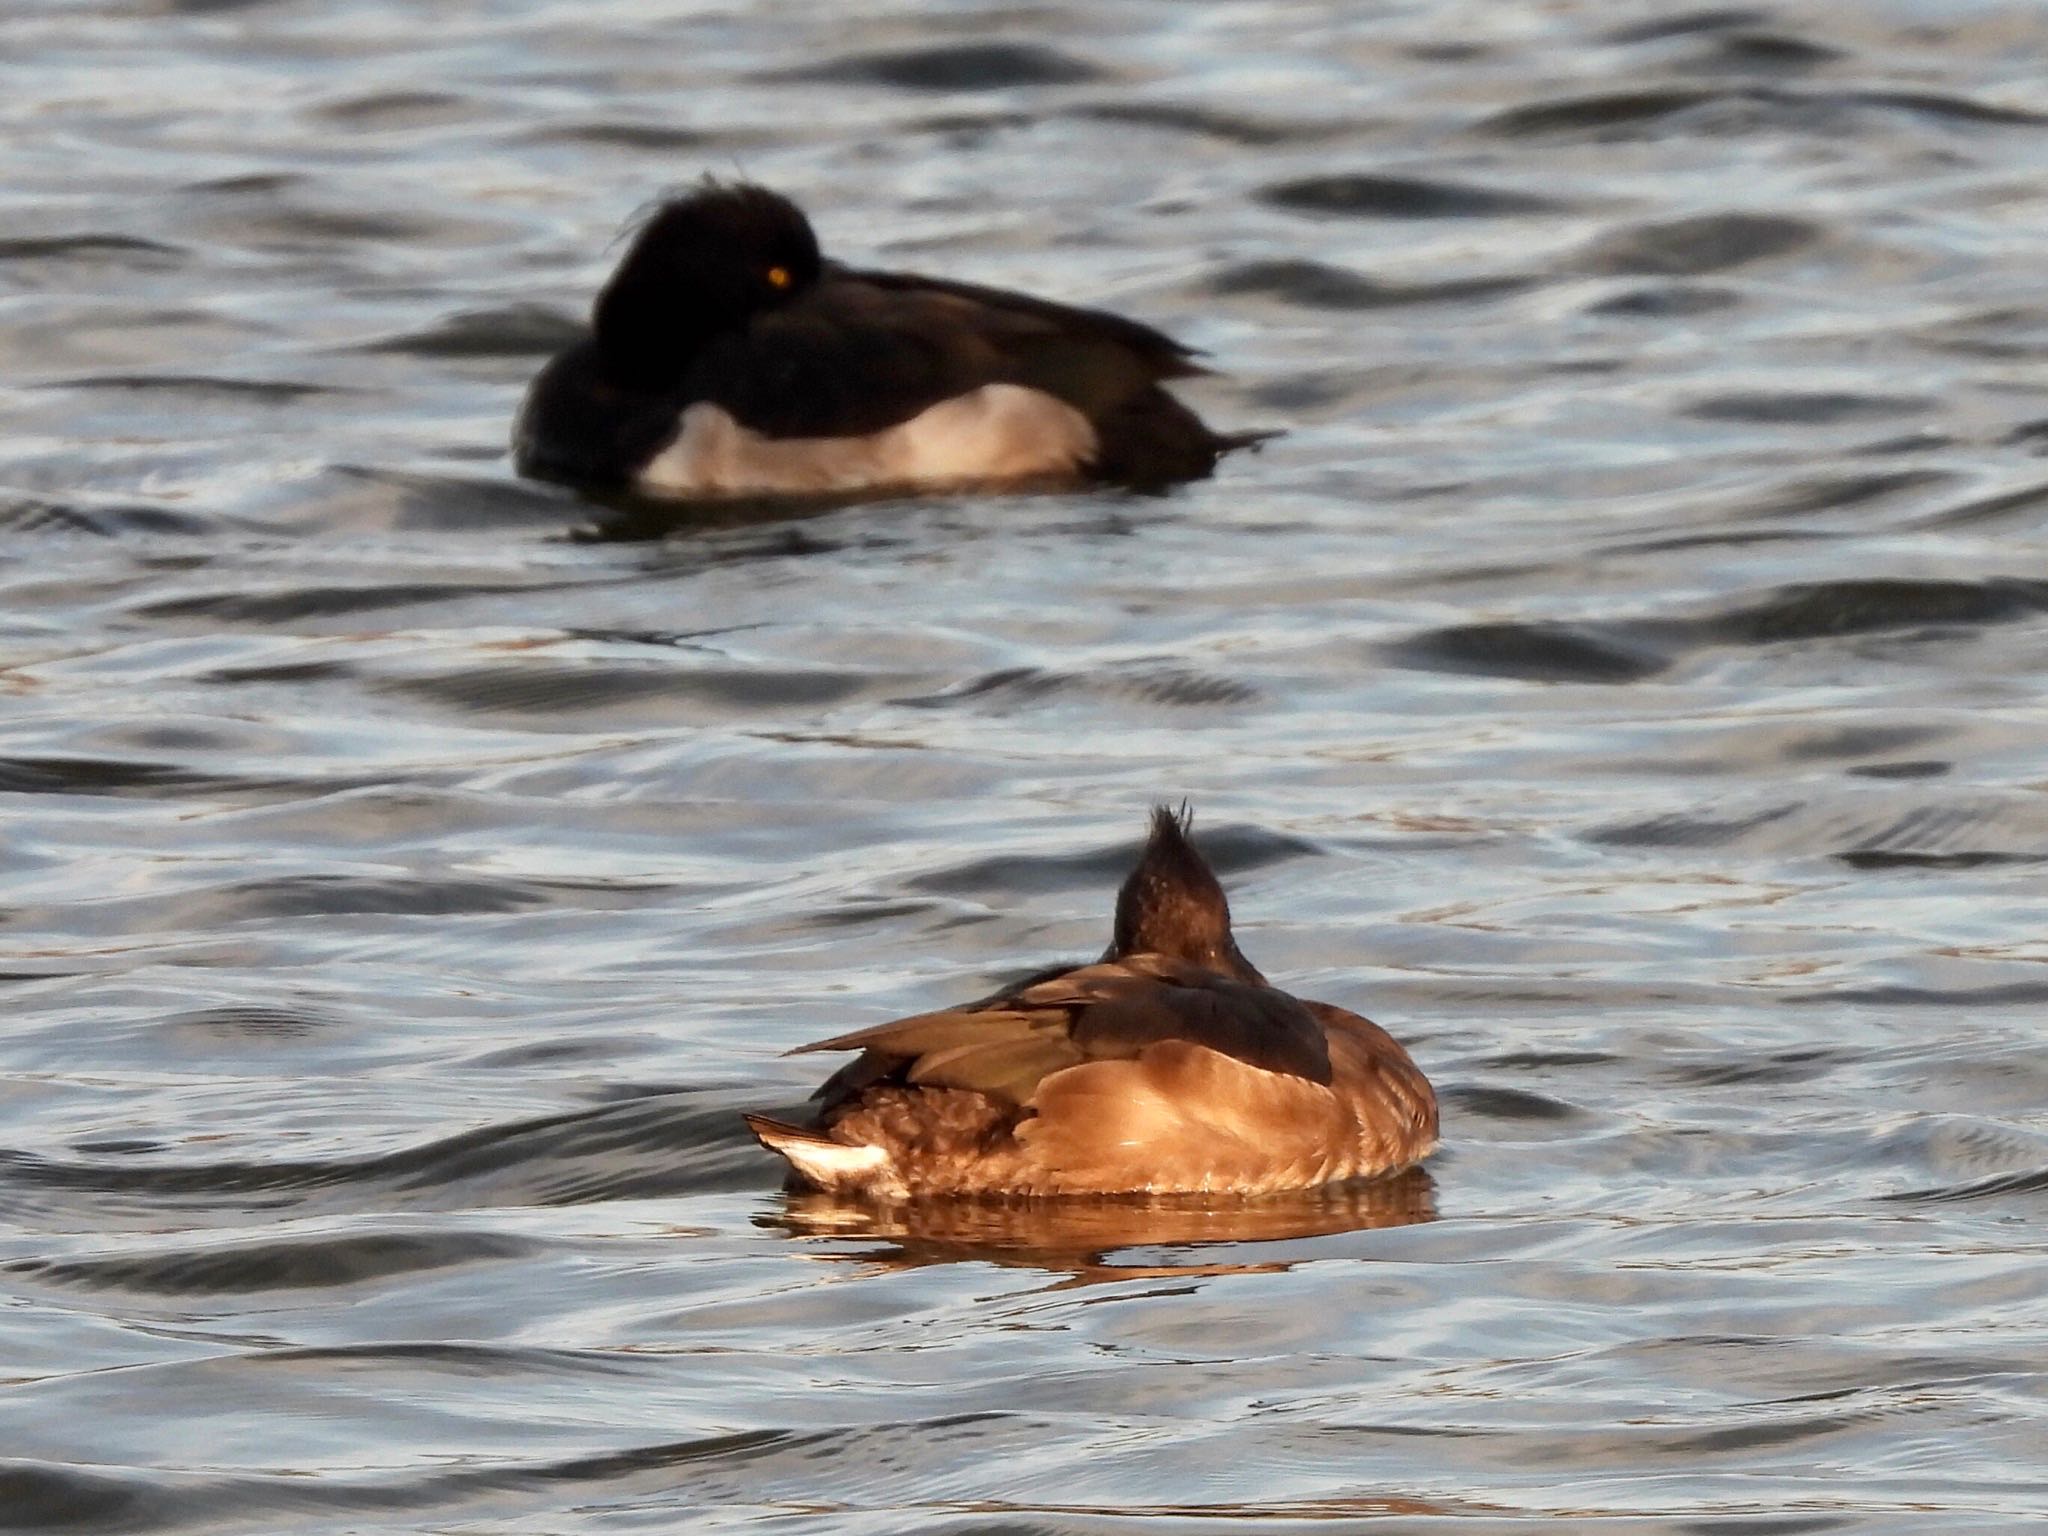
[747,808,1437,1200]
[516,182,1263,499]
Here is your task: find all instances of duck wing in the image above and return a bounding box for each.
[685,265,1204,439]
[1305,1000,1439,1157]
[793,953,1333,1110]
[846,267,1207,382]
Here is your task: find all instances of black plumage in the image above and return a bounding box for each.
[516,181,1265,496]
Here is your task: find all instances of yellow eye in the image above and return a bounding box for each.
[765,266,791,290]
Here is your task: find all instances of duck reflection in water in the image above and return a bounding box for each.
[748,806,1438,1205]
[761,1166,1436,1284]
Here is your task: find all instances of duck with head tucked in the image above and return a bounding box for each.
[516,181,1266,500]
[747,808,1437,1199]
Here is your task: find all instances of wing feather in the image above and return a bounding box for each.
[792,951,1334,1114]
[688,267,1198,439]
[789,1006,1041,1059]
[907,1034,1086,1105]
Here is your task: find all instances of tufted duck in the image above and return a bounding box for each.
[516,181,1267,499]
[746,806,1437,1198]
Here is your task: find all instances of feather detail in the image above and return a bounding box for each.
[745,807,1437,1197]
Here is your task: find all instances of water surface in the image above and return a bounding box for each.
[4,0,2047,1530]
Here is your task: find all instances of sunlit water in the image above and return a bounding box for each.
[3,0,2047,1530]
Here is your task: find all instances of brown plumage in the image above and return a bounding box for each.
[745,807,1438,1199]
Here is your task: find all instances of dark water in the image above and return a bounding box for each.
[5,0,2048,1529]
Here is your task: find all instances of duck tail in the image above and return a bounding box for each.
[1214,426,1284,456]
[1091,388,1280,490]
[742,1113,901,1197]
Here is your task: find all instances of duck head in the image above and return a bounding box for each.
[592,180,822,390]
[1108,805,1264,983]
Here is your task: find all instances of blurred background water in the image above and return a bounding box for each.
[3,0,2047,1530]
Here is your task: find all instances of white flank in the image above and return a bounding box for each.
[637,384,1099,496]
[773,1137,893,1190]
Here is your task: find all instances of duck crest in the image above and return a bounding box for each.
[592,179,821,389]
[1110,805,1261,982]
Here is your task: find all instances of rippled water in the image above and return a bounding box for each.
[5,0,2048,1530]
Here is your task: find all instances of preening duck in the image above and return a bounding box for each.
[746,807,1437,1199]
[515,181,1265,499]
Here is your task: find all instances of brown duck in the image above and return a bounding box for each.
[746,807,1437,1198]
